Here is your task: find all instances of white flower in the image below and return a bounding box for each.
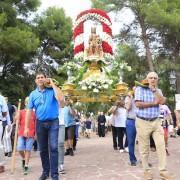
[93,88,99,93]
[79,74,113,91]
[103,84,109,89]
[82,86,87,90]
[127,66,131,71]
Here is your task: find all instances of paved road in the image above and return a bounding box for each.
[1,133,180,180]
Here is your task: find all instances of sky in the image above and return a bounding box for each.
[39,0,134,36]
[39,0,92,22]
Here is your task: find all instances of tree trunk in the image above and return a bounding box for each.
[176,71,180,94]
[174,42,180,93]
[139,16,154,71]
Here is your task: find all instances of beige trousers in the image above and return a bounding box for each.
[136,117,167,172]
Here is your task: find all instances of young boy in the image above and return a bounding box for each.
[16,97,36,175]
[85,114,92,138]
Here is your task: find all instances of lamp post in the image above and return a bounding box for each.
[0,67,3,76]
[169,71,176,91]
[169,71,177,109]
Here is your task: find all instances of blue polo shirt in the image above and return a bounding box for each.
[63,106,75,127]
[28,87,59,121]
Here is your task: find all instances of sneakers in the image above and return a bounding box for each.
[39,173,49,180]
[23,166,28,175]
[65,148,74,156]
[22,160,25,168]
[130,162,137,166]
[160,172,173,180]
[69,148,74,156]
[64,149,70,156]
[124,147,129,153]
[144,171,153,180]
[59,164,65,174]
[119,149,124,153]
[7,152,12,157]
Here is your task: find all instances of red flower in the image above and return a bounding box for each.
[73,22,84,38]
[102,22,112,36]
[102,41,113,54]
[74,43,84,54]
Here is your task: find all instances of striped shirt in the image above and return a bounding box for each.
[135,87,162,119]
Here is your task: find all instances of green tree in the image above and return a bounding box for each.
[110,44,148,88]
[91,0,156,71]
[0,27,39,78]
[34,7,73,75]
[0,0,40,101]
[145,0,180,93]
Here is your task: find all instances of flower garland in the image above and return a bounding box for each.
[73,9,113,60]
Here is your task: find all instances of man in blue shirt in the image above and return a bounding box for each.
[24,72,64,180]
[135,72,172,180]
[63,98,76,156]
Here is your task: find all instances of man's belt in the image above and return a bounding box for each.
[38,118,58,122]
[137,116,158,121]
[127,118,135,121]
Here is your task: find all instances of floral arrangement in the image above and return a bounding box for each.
[59,61,78,72]
[73,8,113,60]
[58,61,79,83]
[113,61,132,71]
[79,74,113,93]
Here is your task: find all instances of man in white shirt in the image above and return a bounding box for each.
[58,107,65,174]
[0,94,9,173]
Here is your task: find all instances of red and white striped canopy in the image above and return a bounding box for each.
[73,9,113,60]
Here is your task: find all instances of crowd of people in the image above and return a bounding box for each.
[107,72,180,180]
[0,71,180,180]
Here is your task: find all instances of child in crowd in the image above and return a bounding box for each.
[159,104,173,155]
[16,97,36,175]
[85,114,92,138]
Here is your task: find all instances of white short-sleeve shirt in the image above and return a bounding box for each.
[0,95,8,120]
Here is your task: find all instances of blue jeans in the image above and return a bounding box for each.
[36,120,59,179]
[126,119,137,163]
[17,136,34,151]
[58,125,65,166]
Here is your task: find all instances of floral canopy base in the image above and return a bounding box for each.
[62,9,128,103]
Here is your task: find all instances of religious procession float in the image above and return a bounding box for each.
[61,9,130,103]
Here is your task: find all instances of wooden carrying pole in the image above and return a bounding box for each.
[10,99,21,174]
